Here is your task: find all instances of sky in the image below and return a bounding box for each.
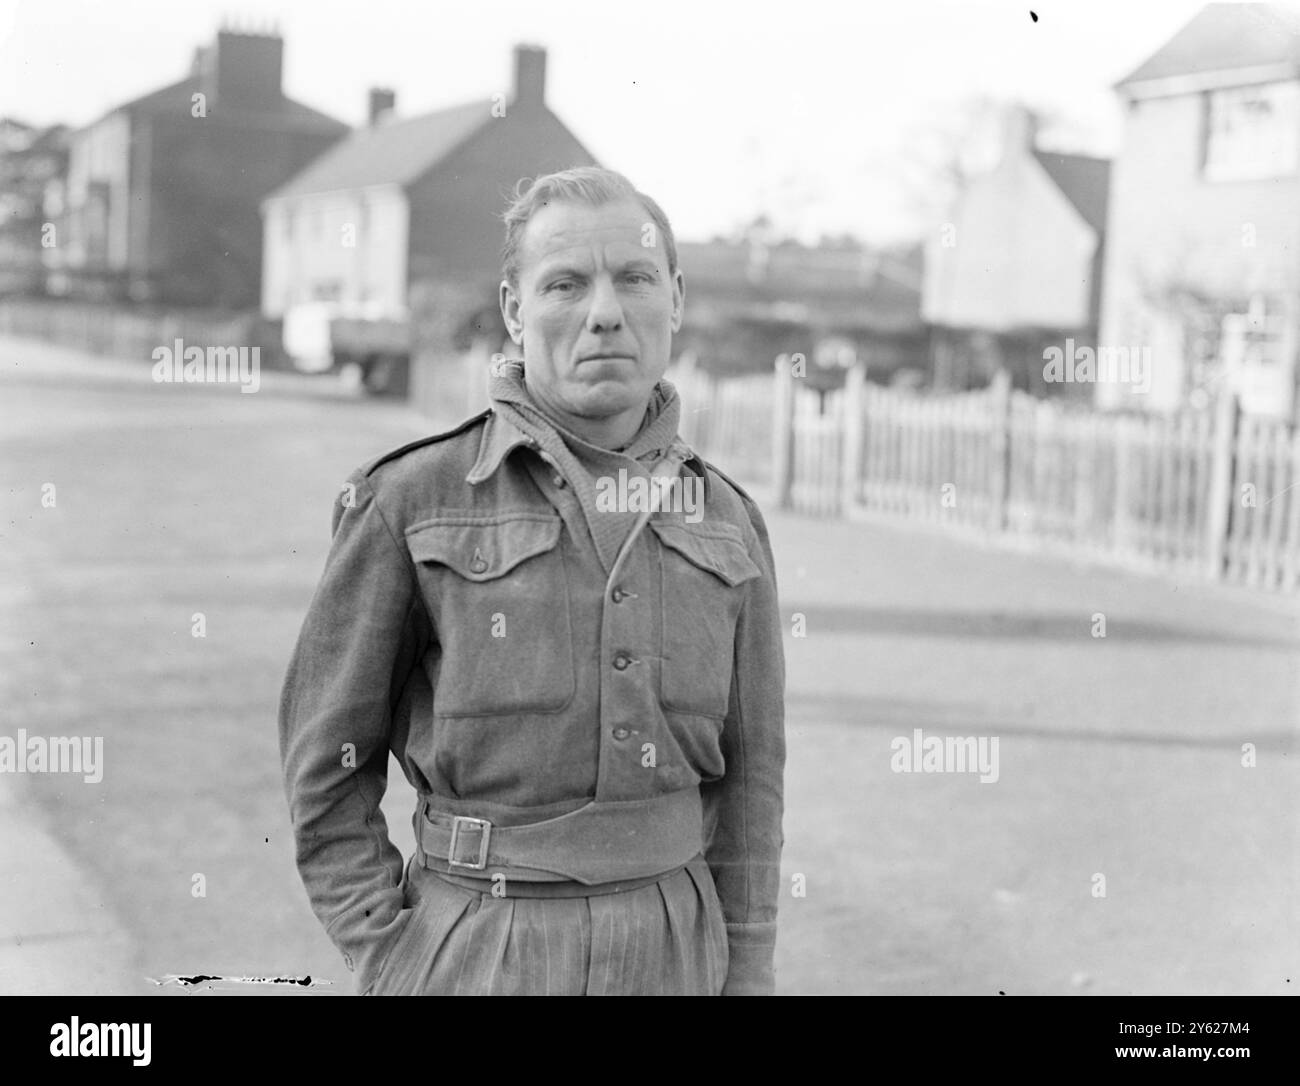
[0,0,1275,244]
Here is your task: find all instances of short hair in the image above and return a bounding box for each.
[501,166,678,289]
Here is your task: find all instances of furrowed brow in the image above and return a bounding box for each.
[534,258,592,282]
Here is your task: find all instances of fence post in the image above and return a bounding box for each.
[1204,387,1240,580]
[1112,415,1134,557]
[466,336,494,416]
[987,368,1012,533]
[840,357,866,514]
[772,353,795,509]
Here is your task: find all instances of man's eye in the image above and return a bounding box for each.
[548,281,577,293]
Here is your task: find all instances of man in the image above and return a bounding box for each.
[279,166,785,996]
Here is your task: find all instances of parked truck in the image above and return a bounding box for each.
[281,301,411,396]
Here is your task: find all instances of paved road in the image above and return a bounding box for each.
[2,335,1296,995]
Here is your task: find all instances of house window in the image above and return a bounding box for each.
[1219,295,1293,416]
[1203,81,1300,181]
[1222,296,1284,366]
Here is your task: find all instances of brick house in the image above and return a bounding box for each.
[259,44,598,322]
[922,105,1110,397]
[43,27,347,309]
[1099,1,1300,419]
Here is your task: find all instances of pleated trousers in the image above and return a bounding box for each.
[367,854,729,996]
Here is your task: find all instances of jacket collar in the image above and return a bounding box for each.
[466,408,538,485]
[467,408,711,500]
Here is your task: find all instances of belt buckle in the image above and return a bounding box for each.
[447,815,491,870]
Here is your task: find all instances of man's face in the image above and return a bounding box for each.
[500,197,684,430]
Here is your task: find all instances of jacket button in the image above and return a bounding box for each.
[612,727,630,740]
[611,588,625,603]
[612,653,631,670]
[469,548,488,574]
[552,474,566,488]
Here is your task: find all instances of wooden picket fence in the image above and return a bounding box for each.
[669,363,775,488]
[669,355,1300,592]
[1228,412,1300,588]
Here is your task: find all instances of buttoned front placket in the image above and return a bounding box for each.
[516,450,664,806]
[595,524,659,800]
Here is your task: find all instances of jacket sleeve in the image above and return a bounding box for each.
[701,493,786,995]
[278,469,427,994]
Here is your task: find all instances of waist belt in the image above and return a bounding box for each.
[414,788,703,886]
[431,861,697,899]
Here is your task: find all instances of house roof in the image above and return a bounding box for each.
[1032,150,1110,234]
[104,75,345,132]
[0,118,68,156]
[677,239,924,335]
[1117,2,1300,87]
[118,75,204,114]
[265,99,495,200]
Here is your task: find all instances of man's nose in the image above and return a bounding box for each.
[584,275,624,333]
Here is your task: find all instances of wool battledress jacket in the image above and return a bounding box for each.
[279,375,786,996]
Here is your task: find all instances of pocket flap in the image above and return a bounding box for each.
[649,521,762,587]
[405,515,562,581]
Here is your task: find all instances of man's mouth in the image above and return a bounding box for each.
[578,353,635,363]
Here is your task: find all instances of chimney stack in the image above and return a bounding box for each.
[368,87,396,126]
[208,28,283,107]
[513,44,546,108]
[1001,103,1039,161]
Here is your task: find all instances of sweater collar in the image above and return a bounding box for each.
[467,362,710,497]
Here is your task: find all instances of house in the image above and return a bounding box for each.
[43,26,348,308]
[1099,1,1300,419]
[922,105,1110,397]
[259,44,599,322]
[0,119,69,296]
[675,229,925,385]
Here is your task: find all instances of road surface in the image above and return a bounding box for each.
[1,334,1296,995]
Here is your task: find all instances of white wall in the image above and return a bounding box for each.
[1098,89,1300,415]
[261,184,409,318]
[60,112,132,269]
[923,152,1097,333]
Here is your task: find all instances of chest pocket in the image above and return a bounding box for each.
[650,520,762,719]
[405,514,575,717]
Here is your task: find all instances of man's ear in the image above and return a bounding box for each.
[670,269,685,334]
[499,280,524,345]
